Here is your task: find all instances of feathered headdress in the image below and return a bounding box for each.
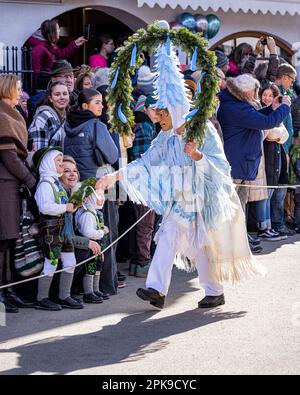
[153,43,191,130]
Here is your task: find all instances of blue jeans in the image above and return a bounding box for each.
[271,188,287,229]
[255,189,275,229]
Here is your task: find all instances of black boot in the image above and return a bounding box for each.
[136,287,165,309]
[0,250,18,313]
[0,289,19,313]
[5,287,34,308]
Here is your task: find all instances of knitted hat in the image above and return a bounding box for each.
[184,76,197,95]
[93,67,110,89]
[145,95,157,108]
[134,95,146,111]
[33,146,63,174]
[137,65,156,96]
[214,50,229,69]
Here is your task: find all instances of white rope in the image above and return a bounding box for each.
[234,183,300,189]
[0,208,153,291]
[1,182,299,290]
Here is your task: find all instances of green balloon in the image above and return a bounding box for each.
[206,14,221,39]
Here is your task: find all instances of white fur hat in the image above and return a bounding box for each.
[265,124,289,145]
[232,74,259,92]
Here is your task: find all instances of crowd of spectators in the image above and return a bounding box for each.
[1,24,300,314]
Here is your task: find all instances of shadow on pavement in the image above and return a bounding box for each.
[0,268,203,343]
[252,234,300,256]
[0,308,247,375]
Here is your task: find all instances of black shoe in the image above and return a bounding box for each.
[83,293,103,303]
[35,298,62,311]
[71,295,84,305]
[273,226,296,237]
[198,294,225,308]
[0,291,19,313]
[5,302,19,313]
[117,271,127,282]
[257,230,282,242]
[136,287,165,309]
[248,233,261,246]
[59,296,84,309]
[250,243,263,254]
[95,291,109,300]
[6,291,34,308]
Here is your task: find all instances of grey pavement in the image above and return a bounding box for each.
[0,235,300,375]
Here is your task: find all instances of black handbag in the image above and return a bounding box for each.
[93,121,105,166]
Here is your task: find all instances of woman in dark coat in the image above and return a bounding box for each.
[0,75,36,312]
[64,88,119,295]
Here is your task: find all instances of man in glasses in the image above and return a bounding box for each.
[272,63,297,237]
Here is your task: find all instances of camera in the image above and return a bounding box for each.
[278,96,283,103]
[260,37,267,46]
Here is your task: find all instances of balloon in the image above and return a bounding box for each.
[206,14,221,39]
[169,21,182,30]
[176,13,196,31]
[158,20,170,30]
[194,14,208,34]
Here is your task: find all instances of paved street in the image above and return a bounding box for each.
[0,235,300,375]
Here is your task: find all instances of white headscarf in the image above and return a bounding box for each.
[39,150,63,179]
[84,191,104,211]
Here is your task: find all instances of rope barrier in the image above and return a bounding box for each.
[0,208,153,291]
[1,182,299,291]
[234,183,300,189]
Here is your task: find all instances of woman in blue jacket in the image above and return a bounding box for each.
[217,74,291,212]
[64,89,119,295]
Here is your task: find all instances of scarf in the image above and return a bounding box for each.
[66,109,97,129]
[0,99,28,158]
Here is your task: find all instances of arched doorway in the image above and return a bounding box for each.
[55,7,137,67]
[211,31,295,63]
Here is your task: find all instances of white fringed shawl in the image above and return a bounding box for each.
[121,122,264,283]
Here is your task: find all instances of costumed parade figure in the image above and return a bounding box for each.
[75,189,110,303]
[33,147,83,311]
[97,26,263,309]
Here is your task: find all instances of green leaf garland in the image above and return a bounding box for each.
[68,177,97,210]
[107,21,219,145]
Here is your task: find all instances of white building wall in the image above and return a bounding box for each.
[0,1,299,51]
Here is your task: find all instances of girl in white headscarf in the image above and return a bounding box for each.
[33,147,83,311]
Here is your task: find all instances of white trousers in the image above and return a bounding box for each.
[146,220,224,297]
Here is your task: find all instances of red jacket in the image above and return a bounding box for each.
[27,36,79,73]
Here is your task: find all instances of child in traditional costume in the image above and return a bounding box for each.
[33,147,83,310]
[75,189,109,303]
[97,41,262,310]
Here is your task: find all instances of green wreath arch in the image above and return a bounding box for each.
[107,21,219,145]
